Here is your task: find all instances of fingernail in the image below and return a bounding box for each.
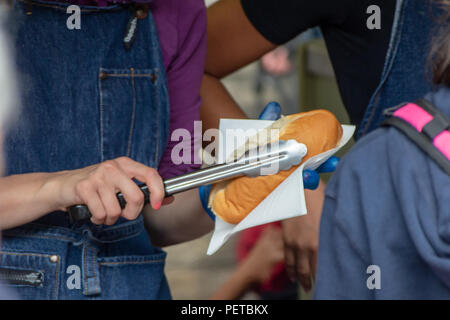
[153,201,162,210]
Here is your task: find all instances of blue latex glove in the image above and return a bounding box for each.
[302,156,340,189]
[199,102,339,219]
[258,102,340,190]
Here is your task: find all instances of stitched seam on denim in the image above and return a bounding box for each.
[154,68,160,165]
[103,74,155,78]
[1,232,76,242]
[359,0,406,137]
[362,92,383,137]
[99,259,164,265]
[3,223,81,240]
[0,251,52,258]
[95,225,140,237]
[97,214,142,232]
[87,231,141,244]
[88,243,98,293]
[53,255,60,300]
[0,267,45,273]
[83,244,88,296]
[126,68,137,157]
[380,0,403,77]
[18,0,122,12]
[3,224,141,243]
[99,68,105,162]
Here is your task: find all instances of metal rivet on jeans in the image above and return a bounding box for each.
[49,255,59,263]
[136,9,148,19]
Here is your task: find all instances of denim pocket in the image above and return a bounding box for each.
[97,249,168,299]
[98,67,161,165]
[0,251,61,299]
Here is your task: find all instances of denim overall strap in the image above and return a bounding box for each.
[357,0,440,138]
[5,0,170,227]
[5,0,170,175]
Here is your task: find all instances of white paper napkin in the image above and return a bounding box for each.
[206,118,355,255]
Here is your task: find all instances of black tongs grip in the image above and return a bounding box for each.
[67,184,150,223]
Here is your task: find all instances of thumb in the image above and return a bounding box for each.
[302,169,320,190]
[258,101,282,120]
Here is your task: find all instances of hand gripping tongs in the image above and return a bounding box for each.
[67,139,306,223]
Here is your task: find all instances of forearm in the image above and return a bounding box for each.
[305,179,326,214]
[0,172,65,230]
[200,74,248,133]
[143,189,214,247]
[210,261,255,300]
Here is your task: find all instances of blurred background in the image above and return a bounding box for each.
[164,0,354,300]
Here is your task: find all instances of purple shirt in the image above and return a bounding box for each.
[151,0,206,179]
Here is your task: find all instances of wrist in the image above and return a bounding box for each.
[41,170,74,212]
[236,258,260,286]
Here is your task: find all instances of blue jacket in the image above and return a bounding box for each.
[314,87,450,299]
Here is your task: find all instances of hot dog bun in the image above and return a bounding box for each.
[208,110,342,224]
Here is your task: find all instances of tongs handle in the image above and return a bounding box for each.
[66,139,304,223]
[67,184,150,223]
[66,161,248,223]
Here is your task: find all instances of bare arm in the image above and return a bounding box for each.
[209,260,256,300]
[210,227,284,300]
[201,0,326,292]
[200,0,276,132]
[143,189,214,247]
[0,172,65,230]
[0,157,166,230]
[206,0,276,78]
[200,74,247,132]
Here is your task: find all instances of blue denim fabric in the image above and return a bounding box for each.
[1,0,171,299]
[357,0,441,138]
[1,216,170,299]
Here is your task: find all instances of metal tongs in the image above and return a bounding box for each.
[67,139,305,223]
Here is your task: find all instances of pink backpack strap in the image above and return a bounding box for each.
[382,99,450,175]
[393,103,450,160]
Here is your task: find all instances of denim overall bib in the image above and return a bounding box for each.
[0,0,171,299]
[357,0,442,138]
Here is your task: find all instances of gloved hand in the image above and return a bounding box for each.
[198,102,339,219]
[257,102,339,190]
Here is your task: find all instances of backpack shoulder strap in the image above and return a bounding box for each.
[382,99,450,175]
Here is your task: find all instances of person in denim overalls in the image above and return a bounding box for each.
[0,0,179,299]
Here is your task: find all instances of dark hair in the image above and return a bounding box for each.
[430,0,450,86]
